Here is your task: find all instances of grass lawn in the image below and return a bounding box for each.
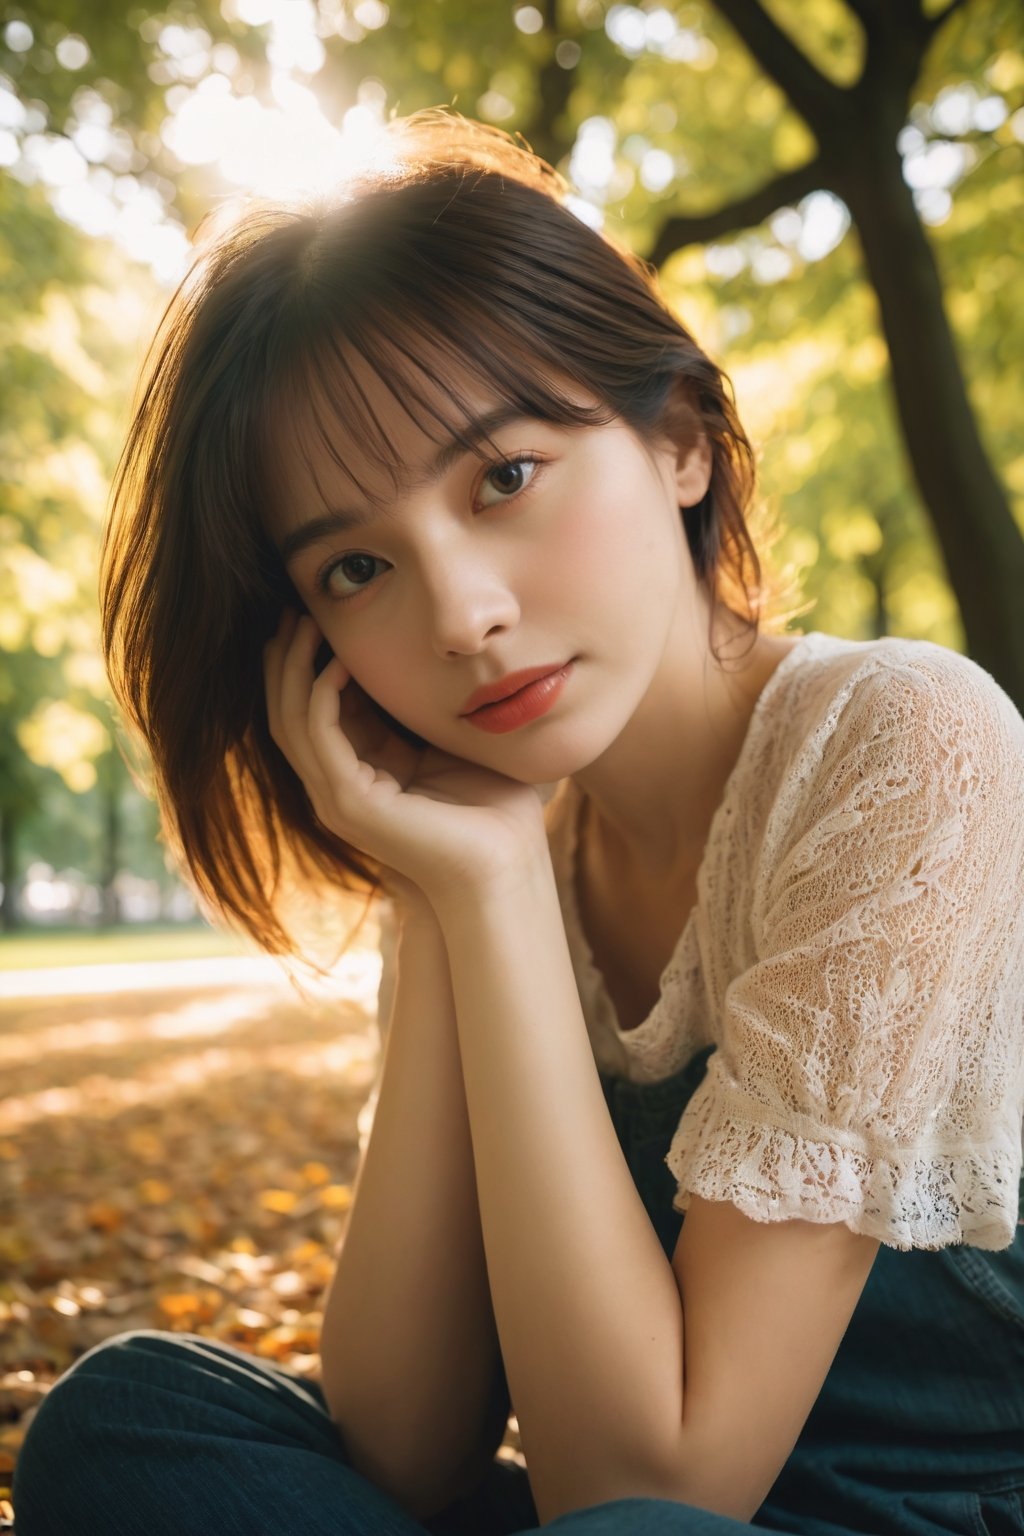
[0,922,256,971]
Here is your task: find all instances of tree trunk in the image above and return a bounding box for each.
[99,760,122,926]
[525,0,577,171]
[866,556,890,641]
[652,3,1023,707]
[0,807,19,932]
[837,143,1024,707]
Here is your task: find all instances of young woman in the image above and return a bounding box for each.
[14,110,1024,1536]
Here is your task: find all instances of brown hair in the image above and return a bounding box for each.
[101,108,785,958]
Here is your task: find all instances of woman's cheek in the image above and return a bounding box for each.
[548,494,647,609]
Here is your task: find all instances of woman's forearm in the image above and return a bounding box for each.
[433,854,685,1526]
[318,903,508,1518]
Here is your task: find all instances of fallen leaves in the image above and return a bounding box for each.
[0,947,382,1521]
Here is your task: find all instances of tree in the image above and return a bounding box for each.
[0,169,162,921]
[2,0,1022,713]
[644,0,1024,703]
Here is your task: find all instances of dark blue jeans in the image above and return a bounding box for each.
[13,1047,1024,1535]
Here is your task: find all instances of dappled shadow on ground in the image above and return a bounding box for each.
[0,948,386,1520]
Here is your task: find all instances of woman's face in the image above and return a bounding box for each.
[266,356,708,784]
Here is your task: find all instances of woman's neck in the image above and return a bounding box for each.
[570,607,800,886]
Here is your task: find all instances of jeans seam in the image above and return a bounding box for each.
[969,1486,1024,1536]
[941,1247,1024,1332]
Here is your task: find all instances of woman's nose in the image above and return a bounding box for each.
[423,550,521,658]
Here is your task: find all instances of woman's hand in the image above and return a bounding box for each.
[263,608,551,911]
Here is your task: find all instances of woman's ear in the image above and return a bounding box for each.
[659,384,713,508]
[675,426,713,508]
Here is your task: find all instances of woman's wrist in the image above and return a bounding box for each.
[382,875,441,935]
[429,844,556,934]
[381,834,555,935]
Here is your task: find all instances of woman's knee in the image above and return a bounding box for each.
[17,1332,172,1455]
[12,1330,160,1530]
[13,1328,347,1534]
[18,1328,195,1459]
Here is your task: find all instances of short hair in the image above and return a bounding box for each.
[102,108,782,957]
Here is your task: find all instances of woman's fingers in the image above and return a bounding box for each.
[265,611,331,806]
[270,615,325,783]
[308,656,371,801]
[264,608,409,848]
[263,606,300,751]
[266,612,368,829]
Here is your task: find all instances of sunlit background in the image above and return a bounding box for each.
[1,9,1023,1522]
[1,0,1022,944]
[5,5,1019,276]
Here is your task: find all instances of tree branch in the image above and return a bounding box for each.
[524,0,577,168]
[646,157,827,267]
[839,0,884,32]
[925,0,971,38]
[708,0,846,129]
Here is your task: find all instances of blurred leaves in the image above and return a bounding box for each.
[18,699,109,792]
[0,953,385,1506]
[1,0,1021,900]
[0,5,1020,1520]
[0,168,164,916]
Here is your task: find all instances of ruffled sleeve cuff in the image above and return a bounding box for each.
[664,1058,1022,1252]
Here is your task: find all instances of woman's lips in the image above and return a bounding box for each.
[460,662,571,715]
[462,661,574,734]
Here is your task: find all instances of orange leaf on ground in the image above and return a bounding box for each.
[157,1292,201,1319]
[319,1185,353,1211]
[0,932,475,1531]
[259,1189,299,1214]
[84,1201,124,1232]
[138,1179,173,1204]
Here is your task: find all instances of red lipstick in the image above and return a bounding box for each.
[460,664,569,715]
[461,662,574,734]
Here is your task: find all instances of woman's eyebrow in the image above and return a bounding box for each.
[278,405,537,567]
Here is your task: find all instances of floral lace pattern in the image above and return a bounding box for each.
[544,632,1024,1251]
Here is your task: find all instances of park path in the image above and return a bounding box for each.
[0,942,385,1523]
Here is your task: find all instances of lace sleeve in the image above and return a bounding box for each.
[665,648,1024,1251]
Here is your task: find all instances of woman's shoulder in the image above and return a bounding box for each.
[763,629,1024,771]
[743,630,1024,890]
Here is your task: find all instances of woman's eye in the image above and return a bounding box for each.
[478,455,540,507]
[320,552,389,601]
[316,456,542,600]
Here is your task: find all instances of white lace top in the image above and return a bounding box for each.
[542,631,1024,1253]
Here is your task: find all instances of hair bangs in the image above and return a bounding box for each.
[260,294,616,531]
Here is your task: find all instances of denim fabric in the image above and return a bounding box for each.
[599,1048,1024,1536]
[10,1327,757,1536]
[13,1047,1023,1535]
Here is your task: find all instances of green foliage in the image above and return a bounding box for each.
[0,170,165,906]
[2,0,246,142]
[1,0,1021,902]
